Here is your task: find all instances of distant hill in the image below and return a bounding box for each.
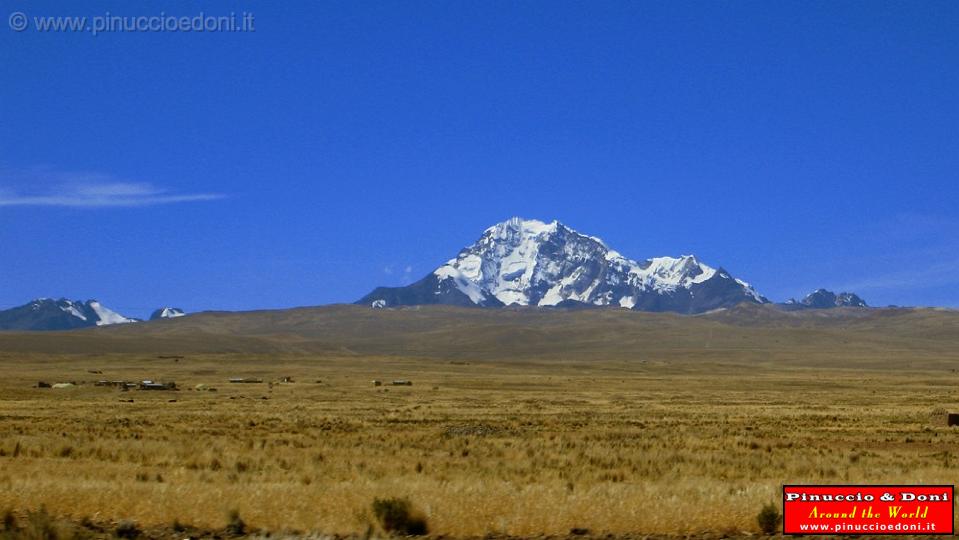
[1,304,956,370]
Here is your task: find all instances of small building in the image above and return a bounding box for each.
[372,380,382,386]
[391,380,413,386]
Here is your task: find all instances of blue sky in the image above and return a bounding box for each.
[1,1,957,316]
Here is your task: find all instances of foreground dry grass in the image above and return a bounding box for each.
[2,351,959,537]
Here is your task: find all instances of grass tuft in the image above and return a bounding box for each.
[113,520,140,539]
[2,509,15,532]
[371,497,428,536]
[756,503,782,535]
[225,510,245,536]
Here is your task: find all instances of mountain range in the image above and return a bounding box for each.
[0,300,186,331]
[0,299,138,331]
[359,217,856,313]
[0,218,874,331]
[787,289,868,309]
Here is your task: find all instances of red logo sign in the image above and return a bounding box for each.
[783,485,954,535]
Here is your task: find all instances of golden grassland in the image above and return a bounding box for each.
[1,305,959,537]
[3,355,959,537]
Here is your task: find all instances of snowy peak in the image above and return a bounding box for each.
[150,307,186,320]
[359,217,768,314]
[836,292,868,308]
[442,217,607,307]
[640,255,714,288]
[483,217,562,240]
[0,298,138,331]
[88,300,137,326]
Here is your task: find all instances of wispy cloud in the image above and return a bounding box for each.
[823,213,959,296]
[383,264,416,284]
[0,169,224,208]
[834,258,959,293]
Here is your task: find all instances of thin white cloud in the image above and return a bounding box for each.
[824,214,959,295]
[382,263,415,283]
[401,265,414,284]
[0,169,224,208]
[834,258,959,292]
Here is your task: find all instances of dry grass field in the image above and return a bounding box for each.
[1,305,959,538]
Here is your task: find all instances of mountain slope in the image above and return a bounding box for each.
[359,217,766,314]
[0,299,137,331]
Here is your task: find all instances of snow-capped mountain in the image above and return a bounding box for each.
[150,307,186,320]
[793,289,868,309]
[0,298,138,331]
[358,217,768,314]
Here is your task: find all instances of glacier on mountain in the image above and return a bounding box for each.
[359,217,768,314]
